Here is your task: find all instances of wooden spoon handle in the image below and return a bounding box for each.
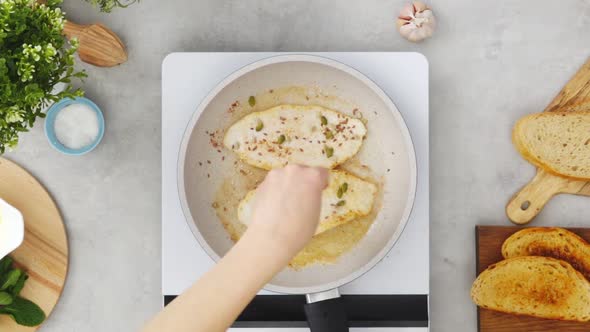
[63,21,86,40]
[506,170,565,225]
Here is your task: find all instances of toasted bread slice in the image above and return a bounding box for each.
[502,227,590,281]
[471,256,590,322]
[512,111,590,180]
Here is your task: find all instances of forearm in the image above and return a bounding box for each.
[143,229,291,332]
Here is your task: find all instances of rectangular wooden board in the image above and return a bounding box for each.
[476,225,590,332]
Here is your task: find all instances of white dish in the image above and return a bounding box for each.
[0,198,24,260]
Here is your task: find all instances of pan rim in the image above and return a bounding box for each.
[177,53,418,294]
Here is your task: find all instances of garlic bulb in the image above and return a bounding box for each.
[397,2,436,42]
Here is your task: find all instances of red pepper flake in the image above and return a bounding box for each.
[280,116,286,121]
[217,149,221,153]
[299,148,304,152]
[258,152,262,156]
[223,207,227,212]
[252,146,258,151]
[250,127,254,130]
[295,136,299,139]
[268,148,275,152]
[222,156,225,161]
[227,101,240,113]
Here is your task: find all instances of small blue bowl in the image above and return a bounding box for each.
[45,97,105,155]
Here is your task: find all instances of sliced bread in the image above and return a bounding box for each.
[471,256,590,322]
[502,227,590,281]
[512,111,590,180]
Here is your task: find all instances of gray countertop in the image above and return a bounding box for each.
[6,0,590,331]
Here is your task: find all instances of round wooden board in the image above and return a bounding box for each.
[0,158,68,331]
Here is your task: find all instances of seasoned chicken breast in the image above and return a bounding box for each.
[223,105,367,170]
[237,170,377,235]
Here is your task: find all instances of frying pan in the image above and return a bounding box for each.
[178,55,417,331]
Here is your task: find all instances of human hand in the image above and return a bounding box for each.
[246,164,328,260]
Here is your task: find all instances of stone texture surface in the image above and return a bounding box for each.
[5,0,590,331]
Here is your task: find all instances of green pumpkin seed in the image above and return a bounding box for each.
[320,115,328,126]
[255,120,263,131]
[337,187,343,198]
[324,130,333,139]
[324,146,334,158]
[336,200,346,206]
[342,182,348,193]
[248,96,256,107]
[277,134,286,144]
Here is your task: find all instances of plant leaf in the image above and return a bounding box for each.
[10,273,28,296]
[0,291,13,305]
[0,297,46,327]
[0,269,21,290]
[0,257,13,276]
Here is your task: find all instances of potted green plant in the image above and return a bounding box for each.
[85,0,138,12]
[0,0,86,154]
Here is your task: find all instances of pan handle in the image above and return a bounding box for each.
[304,289,348,332]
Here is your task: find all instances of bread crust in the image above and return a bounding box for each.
[512,110,590,181]
[471,256,590,322]
[502,227,590,281]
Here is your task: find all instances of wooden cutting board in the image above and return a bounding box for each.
[506,58,590,224]
[0,158,68,331]
[476,225,590,332]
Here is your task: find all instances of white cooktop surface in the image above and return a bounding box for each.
[162,53,429,300]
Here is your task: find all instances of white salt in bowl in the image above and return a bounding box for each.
[45,97,105,155]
